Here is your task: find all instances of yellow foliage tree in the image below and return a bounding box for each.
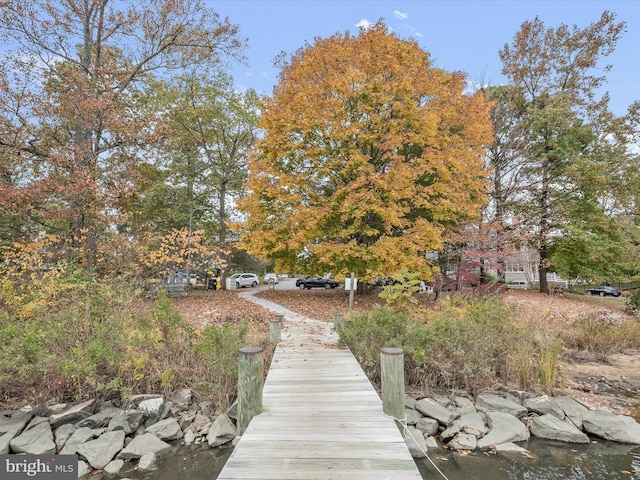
[0,235,75,320]
[239,22,493,281]
[138,228,226,278]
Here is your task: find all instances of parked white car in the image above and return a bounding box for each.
[230,273,259,288]
[264,273,279,284]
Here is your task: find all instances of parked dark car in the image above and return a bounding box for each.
[586,286,621,297]
[297,277,340,289]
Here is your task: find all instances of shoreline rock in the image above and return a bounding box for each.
[1,386,639,478]
[0,388,235,478]
[404,388,640,458]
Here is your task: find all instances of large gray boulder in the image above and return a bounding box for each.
[495,442,534,455]
[405,409,422,426]
[137,451,158,472]
[170,389,193,410]
[103,459,125,476]
[146,418,183,441]
[552,396,592,429]
[53,423,76,452]
[49,399,97,429]
[530,414,589,443]
[9,421,56,454]
[448,432,477,452]
[415,398,456,425]
[117,433,173,460]
[59,427,95,455]
[583,410,640,444]
[415,417,439,437]
[405,395,418,410]
[138,397,165,416]
[477,411,529,449]
[0,412,32,454]
[207,414,236,447]
[524,395,565,419]
[76,407,123,429]
[77,461,92,478]
[455,411,486,438]
[476,393,527,418]
[441,411,486,440]
[108,410,148,434]
[452,396,477,415]
[77,430,125,470]
[405,427,428,458]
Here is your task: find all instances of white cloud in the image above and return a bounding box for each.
[355,19,373,30]
[393,10,409,20]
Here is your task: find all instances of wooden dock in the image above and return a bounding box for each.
[217,303,423,480]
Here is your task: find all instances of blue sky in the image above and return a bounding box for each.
[211,0,639,116]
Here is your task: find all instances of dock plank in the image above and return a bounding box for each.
[217,292,422,480]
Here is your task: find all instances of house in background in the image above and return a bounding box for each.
[500,248,569,290]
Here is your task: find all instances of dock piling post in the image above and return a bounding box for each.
[270,319,282,343]
[381,347,405,429]
[237,346,264,436]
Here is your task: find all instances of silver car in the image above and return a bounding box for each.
[230,273,259,288]
[263,273,279,284]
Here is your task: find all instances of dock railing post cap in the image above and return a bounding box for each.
[239,346,264,355]
[381,347,403,355]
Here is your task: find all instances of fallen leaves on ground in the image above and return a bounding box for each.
[170,290,274,328]
[255,288,385,322]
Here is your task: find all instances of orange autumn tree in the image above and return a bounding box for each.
[239,22,493,282]
[0,0,244,272]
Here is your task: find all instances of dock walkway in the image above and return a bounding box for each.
[217,289,422,480]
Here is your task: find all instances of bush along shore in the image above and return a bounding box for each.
[2,386,640,478]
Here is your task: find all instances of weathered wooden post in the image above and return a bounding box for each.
[276,313,284,323]
[270,318,282,343]
[333,314,344,330]
[237,347,264,436]
[381,347,405,429]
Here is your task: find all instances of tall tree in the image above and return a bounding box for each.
[239,22,493,282]
[140,70,259,285]
[0,0,244,271]
[157,72,258,245]
[499,11,635,292]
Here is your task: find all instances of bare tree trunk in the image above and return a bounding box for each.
[219,181,228,289]
[538,170,550,295]
[538,243,550,295]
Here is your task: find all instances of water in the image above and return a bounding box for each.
[91,444,233,480]
[100,438,639,480]
[417,438,640,480]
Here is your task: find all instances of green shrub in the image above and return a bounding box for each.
[379,268,423,312]
[626,289,640,315]
[191,322,266,412]
[339,308,411,383]
[0,260,270,410]
[340,295,528,394]
[0,267,137,404]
